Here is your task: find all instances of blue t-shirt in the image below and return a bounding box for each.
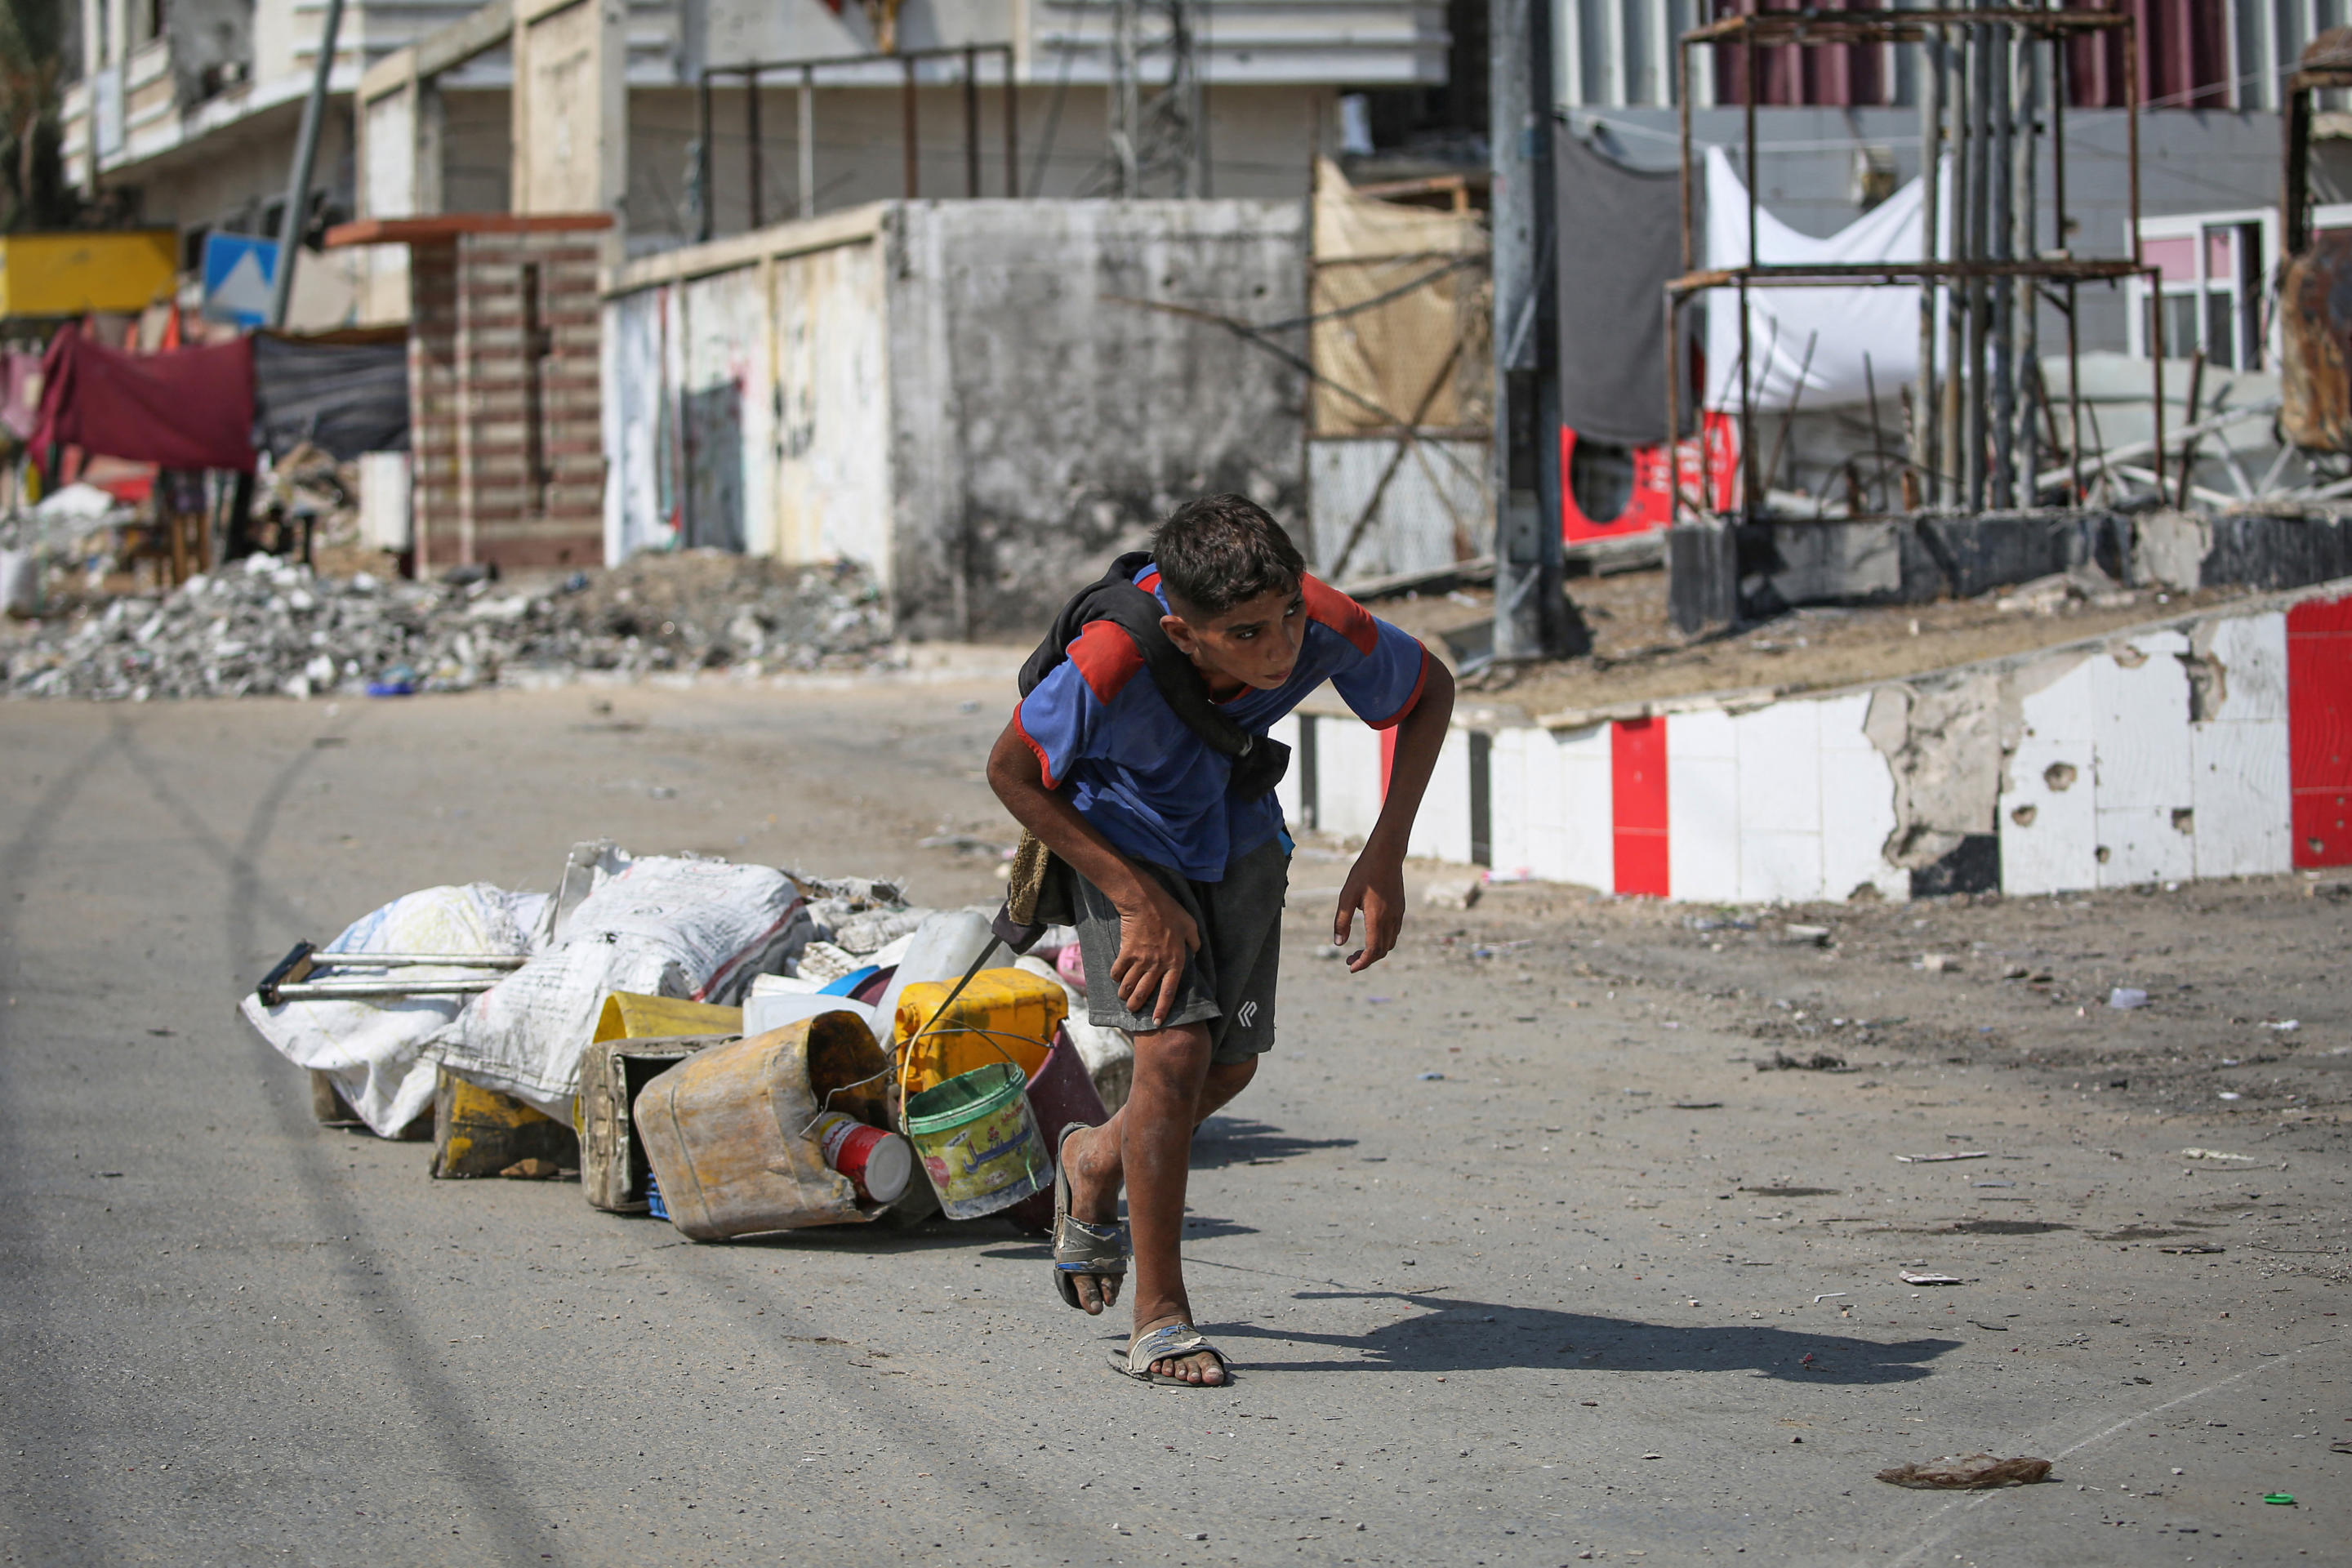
[1013,564,1430,880]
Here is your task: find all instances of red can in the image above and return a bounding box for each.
[813,1111,915,1205]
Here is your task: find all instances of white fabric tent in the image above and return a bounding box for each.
[1702,145,1934,412]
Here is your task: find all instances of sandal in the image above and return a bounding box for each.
[1052,1121,1127,1311]
[1111,1322,1234,1387]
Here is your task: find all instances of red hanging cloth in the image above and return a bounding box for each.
[31,320,256,473]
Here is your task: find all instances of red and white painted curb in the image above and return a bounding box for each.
[1277,579,2352,903]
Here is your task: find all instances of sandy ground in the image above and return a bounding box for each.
[1,681,2345,1567]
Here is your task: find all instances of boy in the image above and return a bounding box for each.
[986,494,1455,1386]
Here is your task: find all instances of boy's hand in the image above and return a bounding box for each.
[1111,880,1201,1025]
[1334,849,1405,973]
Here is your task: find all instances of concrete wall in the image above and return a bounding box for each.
[1294,578,2352,902]
[603,197,1308,639]
[884,198,1308,640]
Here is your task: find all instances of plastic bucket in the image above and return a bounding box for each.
[1002,1025,1113,1234]
[903,1062,1052,1219]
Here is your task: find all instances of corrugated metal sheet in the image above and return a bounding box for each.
[1307,435,1487,581]
[1712,0,1888,109]
[1561,0,2265,109]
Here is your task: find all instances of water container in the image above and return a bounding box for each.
[893,966,1065,1100]
[871,911,1010,1047]
[632,1012,895,1240]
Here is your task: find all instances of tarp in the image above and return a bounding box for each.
[1702,145,1927,412]
[1310,158,1489,436]
[1555,129,1685,446]
[252,333,409,460]
[30,322,256,471]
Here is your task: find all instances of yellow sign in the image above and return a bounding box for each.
[0,231,177,318]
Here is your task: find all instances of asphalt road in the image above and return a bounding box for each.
[2,682,2345,1567]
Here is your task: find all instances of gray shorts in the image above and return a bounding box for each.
[1066,833,1290,1063]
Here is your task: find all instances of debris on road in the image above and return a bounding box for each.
[2109,987,2149,1009]
[1895,1151,1989,1163]
[7,550,895,700]
[238,833,1133,1241]
[1898,1270,1965,1285]
[1757,1050,1848,1072]
[2264,1492,2297,1505]
[2180,1147,2256,1163]
[1423,878,1482,910]
[1876,1454,2052,1490]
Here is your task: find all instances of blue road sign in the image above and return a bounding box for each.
[202,232,278,328]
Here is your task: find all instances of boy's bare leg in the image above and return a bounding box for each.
[1064,1025,1257,1383]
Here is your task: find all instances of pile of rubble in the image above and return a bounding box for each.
[4,550,897,700]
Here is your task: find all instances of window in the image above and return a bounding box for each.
[2130,213,2272,369]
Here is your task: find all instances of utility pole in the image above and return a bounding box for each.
[1488,0,1570,661]
[270,0,346,328]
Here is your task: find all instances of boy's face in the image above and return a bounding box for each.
[1162,584,1307,694]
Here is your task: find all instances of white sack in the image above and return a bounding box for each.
[1,550,38,617]
[238,884,546,1137]
[431,857,811,1116]
[1704,145,1928,412]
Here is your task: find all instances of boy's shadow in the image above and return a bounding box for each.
[1190,1116,1357,1170]
[1223,1290,1957,1384]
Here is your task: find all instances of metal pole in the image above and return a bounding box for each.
[964,46,982,198]
[1677,34,1694,274]
[1664,290,1684,520]
[903,55,920,198]
[1003,47,1019,196]
[1916,24,1942,504]
[2149,265,2169,507]
[1740,274,1754,518]
[747,68,764,231]
[1940,23,1966,509]
[800,66,816,220]
[697,69,715,242]
[1989,22,2014,509]
[2015,24,2041,503]
[1965,23,1990,510]
[2055,30,2081,505]
[269,0,345,328]
[1743,33,1758,518]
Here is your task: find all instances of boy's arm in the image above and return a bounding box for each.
[986,720,1200,1026]
[1333,657,1455,973]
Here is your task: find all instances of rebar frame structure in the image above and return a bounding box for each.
[696,44,1019,243]
[1109,0,1207,197]
[1661,6,2167,525]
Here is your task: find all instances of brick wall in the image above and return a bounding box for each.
[408,228,606,572]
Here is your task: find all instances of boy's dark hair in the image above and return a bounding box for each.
[1152,494,1306,616]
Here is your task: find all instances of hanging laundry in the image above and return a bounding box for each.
[31,322,256,471]
[251,334,410,461]
[1702,145,1928,412]
[1554,128,1687,448]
